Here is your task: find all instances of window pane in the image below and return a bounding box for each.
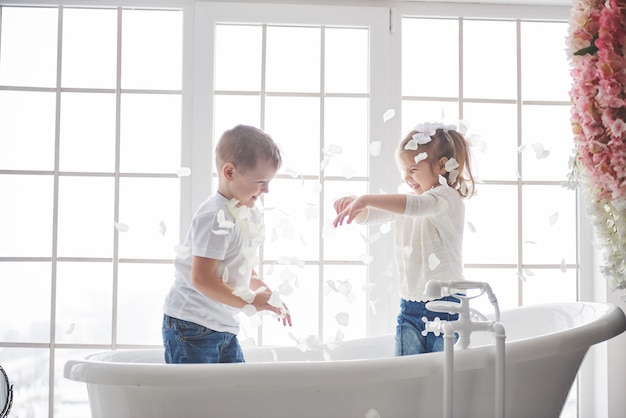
[0,348,49,417]
[402,100,459,135]
[521,21,570,101]
[57,177,114,258]
[255,265,320,346]
[464,185,518,264]
[325,27,368,94]
[119,94,181,173]
[323,181,369,261]
[118,178,180,259]
[521,104,573,181]
[0,7,58,87]
[0,91,56,171]
[55,262,112,344]
[402,18,459,97]
[323,97,369,178]
[60,92,116,172]
[464,20,517,99]
[323,265,367,342]
[523,269,577,305]
[266,26,320,93]
[62,8,117,89]
[121,10,182,90]
[0,175,53,257]
[214,24,262,91]
[464,268,520,312]
[54,349,93,417]
[213,95,262,138]
[117,263,172,345]
[265,96,321,175]
[522,185,576,265]
[263,178,321,261]
[0,262,51,342]
[464,103,518,181]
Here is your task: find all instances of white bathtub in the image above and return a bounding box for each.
[64,302,626,418]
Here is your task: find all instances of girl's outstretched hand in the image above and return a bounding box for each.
[333,196,367,227]
[333,195,355,214]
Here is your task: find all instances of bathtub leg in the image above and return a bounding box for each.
[443,322,455,418]
[494,323,506,418]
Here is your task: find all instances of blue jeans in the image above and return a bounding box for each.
[395,297,460,356]
[162,314,245,363]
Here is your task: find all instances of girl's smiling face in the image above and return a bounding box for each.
[221,158,278,207]
[398,152,441,194]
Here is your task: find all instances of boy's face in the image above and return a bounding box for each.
[227,159,278,208]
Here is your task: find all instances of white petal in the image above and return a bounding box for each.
[222,267,230,283]
[159,220,167,236]
[174,244,190,258]
[466,221,476,233]
[448,169,459,184]
[176,167,191,177]
[359,254,374,264]
[548,212,559,225]
[233,287,256,304]
[438,174,448,186]
[379,222,392,234]
[337,280,352,296]
[369,141,382,156]
[66,323,75,335]
[560,259,567,272]
[404,138,419,150]
[241,304,257,316]
[342,165,354,179]
[445,158,459,172]
[283,167,300,178]
[428,253,440,270]
[211,229,230,235]
[320,157,331,170]
[217,210,234,229]
[278,281,294,296]
[368,299,378,315]
[523,268,534,277]
[382,108,395,123]
[115,222,129,232]
[328,144,343,155]
[414,152,428,163]
[335,312,350,326]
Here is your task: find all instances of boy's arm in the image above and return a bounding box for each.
[191,256,280,314]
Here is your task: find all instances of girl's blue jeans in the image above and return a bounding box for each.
[162,314,245,363]
[395,297,460,356]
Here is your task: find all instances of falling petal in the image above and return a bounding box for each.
[438,175,448,186]
[176,167,191,177]
[174,244,190,258]
[466,133,482,147]
[368,299,378,315]
[400,246,413,256]
[343,166,354,179]
[466,221,476,233]
[335,312,350,326]
[222,267,230,283]
[445,158,459,172]
[268,292,284,308]
[560,259,567,272]
[159,220,167,236]
[320,157,331,170]
[517,272,527,282]
[278,281,294,296]
[217,210,235,229]
[115,222,130,232]
[323,350,332,361]
[359,254,374,264]
[414,152,428,163]
[457,120,471,135]
[523,268,534,277]
[428,253,440,270]
[328,144,343,155]
[380,223,392,234]
[337,280,352,296]
[548,212,559,225]
[233,287,256,303]
[66,323,75,335]
[241,304,257,316]
[404,138,419,150]
[532,143,550,159]
[382,108,395,123]
[448,169,459,184]
[306,335,322,350]
[367,232,382,244]
[283,167,300,178]
[370,141,382,156]
[211,229,230,235]
[365,409,381,418]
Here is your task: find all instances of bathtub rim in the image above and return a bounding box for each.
[64,301,626,388]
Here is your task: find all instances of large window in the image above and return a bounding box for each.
[0,2,577,417]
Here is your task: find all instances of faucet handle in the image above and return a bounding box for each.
[421,316,443,336]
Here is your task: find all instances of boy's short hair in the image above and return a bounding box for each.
[216,125,282,173]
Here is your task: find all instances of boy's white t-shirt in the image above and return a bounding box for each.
[363,186,465,302]
[163,193,263,334]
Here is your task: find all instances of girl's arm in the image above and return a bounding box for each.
[333,194,407,226]
[191,256,280,314]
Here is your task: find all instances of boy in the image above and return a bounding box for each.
[163,125,291,363]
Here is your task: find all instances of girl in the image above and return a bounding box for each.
[333,122,476,355]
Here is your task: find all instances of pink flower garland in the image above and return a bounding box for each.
[568,0,626,293]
